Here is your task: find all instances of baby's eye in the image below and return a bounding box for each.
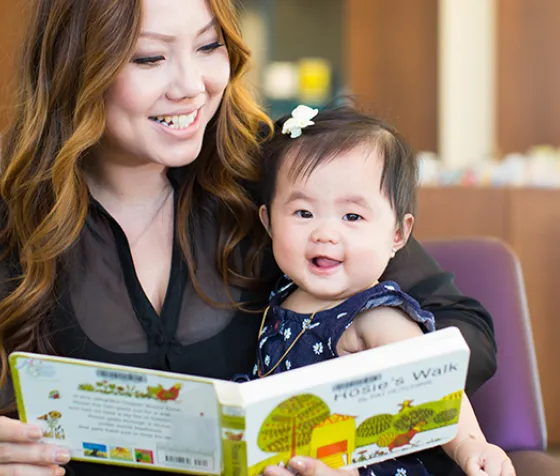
[132,55,165,66]
[343,213,363,222]
[296,210,313,218]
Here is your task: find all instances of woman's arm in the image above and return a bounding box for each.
[381,236,497,396]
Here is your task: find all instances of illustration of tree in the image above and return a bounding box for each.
[356,414,394,446]
[258,394,330,458]
[433,408,459,424]
[393,408,434,432]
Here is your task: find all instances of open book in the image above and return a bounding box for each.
[10,327,469,475]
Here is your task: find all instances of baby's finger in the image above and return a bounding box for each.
[500,457,516,476]
[0,416,43,443]
[0,442,70,466]
[479,454,509,476]
[463,455,488,476]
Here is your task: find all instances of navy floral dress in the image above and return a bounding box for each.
[253,277,436,476]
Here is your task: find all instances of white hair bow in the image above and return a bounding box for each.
[282,105,319,138]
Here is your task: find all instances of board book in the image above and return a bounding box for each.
[10,327,470,475]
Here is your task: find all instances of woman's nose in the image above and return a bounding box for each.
[167,58,205,100]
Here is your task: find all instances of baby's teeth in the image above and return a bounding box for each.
[165,116,172,123]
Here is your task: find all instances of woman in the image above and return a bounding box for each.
[0,1,496,475]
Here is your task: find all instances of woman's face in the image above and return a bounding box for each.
[101,0,230,168]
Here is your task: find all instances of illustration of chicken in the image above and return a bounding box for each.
[376,420,427,452]
[146,383,182,401]
[225,431,244,441]
[397,400,414,413]
[355,391,464,452]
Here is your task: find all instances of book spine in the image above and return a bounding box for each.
[220,405,248,476]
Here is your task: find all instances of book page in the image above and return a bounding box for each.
[10,353,222,474]
[238,328,470,474]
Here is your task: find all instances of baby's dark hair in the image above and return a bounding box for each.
[260,104,418,227]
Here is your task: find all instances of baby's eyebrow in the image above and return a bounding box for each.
[337,195,371,209]
[285,191,313,204]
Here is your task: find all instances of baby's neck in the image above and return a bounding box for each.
[281,281,380,315]
[281,288,347,315]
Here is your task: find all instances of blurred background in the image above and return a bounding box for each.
[0,0,559,453]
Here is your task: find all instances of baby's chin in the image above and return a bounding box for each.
[302,281,380,303]
[297,283,358,303]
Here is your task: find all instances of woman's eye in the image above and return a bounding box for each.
[132,55,165,65]
[296,210,313,219]
[343,213,363,222]
[198,41,224,53]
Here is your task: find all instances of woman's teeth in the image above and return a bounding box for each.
[151,111,197,129]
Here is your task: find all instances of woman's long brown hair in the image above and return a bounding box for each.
[0,0,272,403]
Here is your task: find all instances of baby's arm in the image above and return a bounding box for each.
[338,308,515,475]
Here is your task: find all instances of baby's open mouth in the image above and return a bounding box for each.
[311,256,342,269]
[149,110,198,129]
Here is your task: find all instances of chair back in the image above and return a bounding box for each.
[422,237,547,451]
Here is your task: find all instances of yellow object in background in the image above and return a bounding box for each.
[298,58,332,105]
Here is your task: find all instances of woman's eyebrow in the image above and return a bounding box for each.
[139,31,176,43]
[197,18,217,36]
[139,19,217,43]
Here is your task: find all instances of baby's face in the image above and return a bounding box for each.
[262,144,412,302]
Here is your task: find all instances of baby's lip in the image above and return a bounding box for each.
[310,256,342,267]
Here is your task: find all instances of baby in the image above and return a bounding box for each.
[254,105,514,476]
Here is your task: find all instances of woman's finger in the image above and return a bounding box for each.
[0,416,43,443]
[0,463,65,476]
[0,442,70,466]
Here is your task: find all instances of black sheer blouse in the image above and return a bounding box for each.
[1,181,497,476]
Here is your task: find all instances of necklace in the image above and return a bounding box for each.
[256,302,333,378]
[127,186,174,248]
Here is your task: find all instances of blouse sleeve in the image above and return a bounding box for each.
[380,236,497,396]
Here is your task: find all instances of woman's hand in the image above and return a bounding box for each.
[0,416,70,475]
[263,457,358,476]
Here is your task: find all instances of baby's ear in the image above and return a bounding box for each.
[393,213,414,252]
[259,205,272,237]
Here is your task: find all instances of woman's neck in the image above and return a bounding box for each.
[85,151,171,209]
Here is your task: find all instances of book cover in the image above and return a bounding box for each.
[9,327,470,475]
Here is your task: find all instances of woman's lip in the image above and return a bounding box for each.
[149,108,199,118]
[150,108,202,137]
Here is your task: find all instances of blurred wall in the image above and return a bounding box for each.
[497,0,560,154]
[272,0,343,79]
[345,0,438,153]
[0,2,28,132]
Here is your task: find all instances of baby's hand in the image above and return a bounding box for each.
[455,438,516,475]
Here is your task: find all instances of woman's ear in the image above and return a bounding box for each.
[259,205,272,237]
[392,213,414,256]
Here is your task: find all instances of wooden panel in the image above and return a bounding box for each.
[497,0,560,154]
[0,2,29,132]
[414,186,560,445]
[508,189,560,444]
[344,0,438,152]
[414,187,508,241]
